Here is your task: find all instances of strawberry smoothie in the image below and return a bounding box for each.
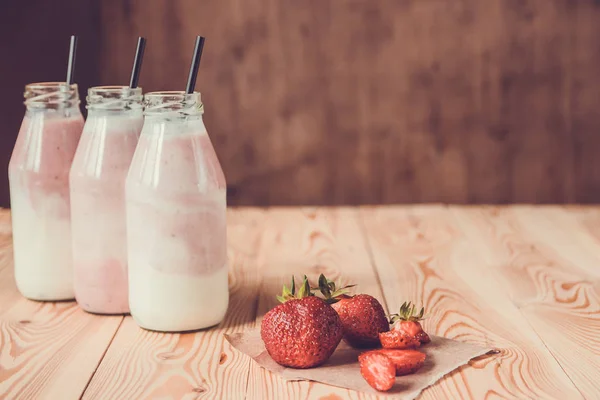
[126,91,228,332]
[70,86,143,314]
[9,82,83,301]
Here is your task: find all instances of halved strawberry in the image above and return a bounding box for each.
[379,329,420,349]
[358,351,396,392]
[396,320,430,344]
[389,302,430,344]
[376,349,426,376]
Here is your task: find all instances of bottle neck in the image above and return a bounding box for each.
[86,86,143,115]
[143,113,203,123]
[142,114,206,136]
[143,91,204,122]
[87,108,143,118]
[24,82,80,111]
[25,106,82,120]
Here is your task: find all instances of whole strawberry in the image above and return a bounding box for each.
[316,274,389,348]
[389,302,430,344]
[261,276,343,368]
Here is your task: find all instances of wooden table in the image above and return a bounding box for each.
[0,206,599,399]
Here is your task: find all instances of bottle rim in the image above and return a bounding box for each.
[24,82,79,109]
[87,85,143,111]
[144,91,201,100]
[88,85,142,93]
[144,91,203,116]
[25,81,75,89]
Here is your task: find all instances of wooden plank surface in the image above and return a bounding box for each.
[452,206,600,398]
[360,206,583,399]
[246,208,384,400]
[0,206,598,399]
[0,210,124,399]
[82,208,268,399]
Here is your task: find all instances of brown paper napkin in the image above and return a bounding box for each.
[225,329,494,399]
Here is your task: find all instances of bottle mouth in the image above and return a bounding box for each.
[87,85,143,111]
[144,91,203,116]
[24,82,79,109]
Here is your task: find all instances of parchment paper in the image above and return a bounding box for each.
[225,329,495,399]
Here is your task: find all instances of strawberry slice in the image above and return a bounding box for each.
[389,302,431,344]
[395,320,431,344]
[379,329,420,349]
[376,349,426,376]
[358,351,396,392]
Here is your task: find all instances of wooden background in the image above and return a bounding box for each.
[1,0,600,206]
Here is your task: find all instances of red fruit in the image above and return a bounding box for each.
[261,276,343,369]
[389,302,431,344]
[395,320,431,344]
[379,329,420,349]
[315,274,389,348]
[358,351,396,392]
[331,294,389,348]
[376,349,427,376]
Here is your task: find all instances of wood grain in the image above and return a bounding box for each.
[517,206,600,270]
[246,208,384,400]
[0,219,18,314]
[452,206,600,398]
[81,208,268,399]
[92,0,600,206]
[359,205,583,399]
[563,207,600,244]
[0,303,122,400]
[0,209,123,400]
[90,0,599,206]
[2,2,600,206]
[0,207,599,399]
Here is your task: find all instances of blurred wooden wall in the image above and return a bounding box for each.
[2,0,600,206]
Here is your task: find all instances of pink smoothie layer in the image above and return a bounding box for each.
[9,111,84,300]
[127,130,226,276]
[70,116,141,314]
[9,112,84,218]
[73,258,130,313]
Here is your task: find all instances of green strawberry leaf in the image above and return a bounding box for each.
[295,275,311,299]
[318,274,331,297]
[391,301,426,322]
[290,276,296,296]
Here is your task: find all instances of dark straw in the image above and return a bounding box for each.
[129,37,146,88]
[185,36,205,94]
[66,35,78,85]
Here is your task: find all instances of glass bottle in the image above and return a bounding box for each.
[126,91,228,331]
[9,82,84,300]
[70,86,143,314]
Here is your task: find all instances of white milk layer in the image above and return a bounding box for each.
[11,191,74,300]
[128,264,229,332]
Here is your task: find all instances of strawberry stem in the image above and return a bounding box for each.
[389,301,426,323]
[314,273,356,304]
[276,275,314,303]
